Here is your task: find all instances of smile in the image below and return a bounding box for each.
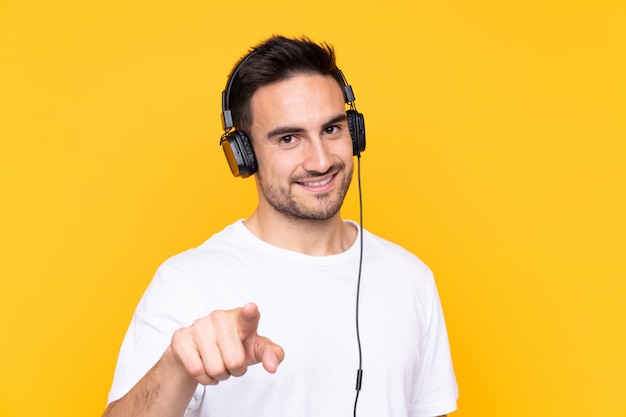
[301,176,334,187]
[295,172,338,190]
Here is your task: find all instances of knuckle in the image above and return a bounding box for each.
[185,361,206,378]
[204,310,228,329]
[171,327,188,345]
[224,355,247,372]
[205,364,229,381]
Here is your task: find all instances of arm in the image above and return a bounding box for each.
[103,303,284,417]
[103,346,197,417]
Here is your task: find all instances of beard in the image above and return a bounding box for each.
[258,163,353,221]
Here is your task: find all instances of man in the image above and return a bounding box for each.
[103,35,458,417]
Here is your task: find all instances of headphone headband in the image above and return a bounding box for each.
[221,52,255,132]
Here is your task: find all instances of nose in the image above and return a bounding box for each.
[302,137,333,174]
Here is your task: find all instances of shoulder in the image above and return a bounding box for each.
[362,229,433,276]
[360,228,438,309]
[157,220,249,272]
[135,221,254,319]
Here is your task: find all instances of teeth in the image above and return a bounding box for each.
[302,176,332,187]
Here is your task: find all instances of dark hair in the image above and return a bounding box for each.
[226,35,344,132]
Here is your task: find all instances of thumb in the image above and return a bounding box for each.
[255,336,285,373]
[238,303,285,372]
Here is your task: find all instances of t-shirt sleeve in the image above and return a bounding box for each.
[411,281,459,416]
[106,264,200,405]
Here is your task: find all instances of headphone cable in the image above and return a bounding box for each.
[353,153,364,417]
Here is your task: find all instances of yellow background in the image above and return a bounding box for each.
[1,1,625,416]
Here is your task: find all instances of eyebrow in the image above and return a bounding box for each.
[266,113,348,140]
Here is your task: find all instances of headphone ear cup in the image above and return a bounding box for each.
[346,109,366,156]
[221,130,258,178]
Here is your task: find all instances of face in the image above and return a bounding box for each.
[248,73,354,222]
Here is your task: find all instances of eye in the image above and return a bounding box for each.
[323,125,340,135]
[277,134,300,149]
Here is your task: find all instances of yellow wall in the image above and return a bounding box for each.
[1,1,625,416]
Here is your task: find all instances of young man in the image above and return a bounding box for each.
[103,35,458,417]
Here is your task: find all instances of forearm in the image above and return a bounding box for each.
[103,346,198,417]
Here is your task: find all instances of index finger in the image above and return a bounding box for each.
[237,302,261,340]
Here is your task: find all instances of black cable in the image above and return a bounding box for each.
[353,153,364,417]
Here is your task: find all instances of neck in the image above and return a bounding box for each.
[243,209,357,256]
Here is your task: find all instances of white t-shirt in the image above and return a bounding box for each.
[108,220,458,416]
